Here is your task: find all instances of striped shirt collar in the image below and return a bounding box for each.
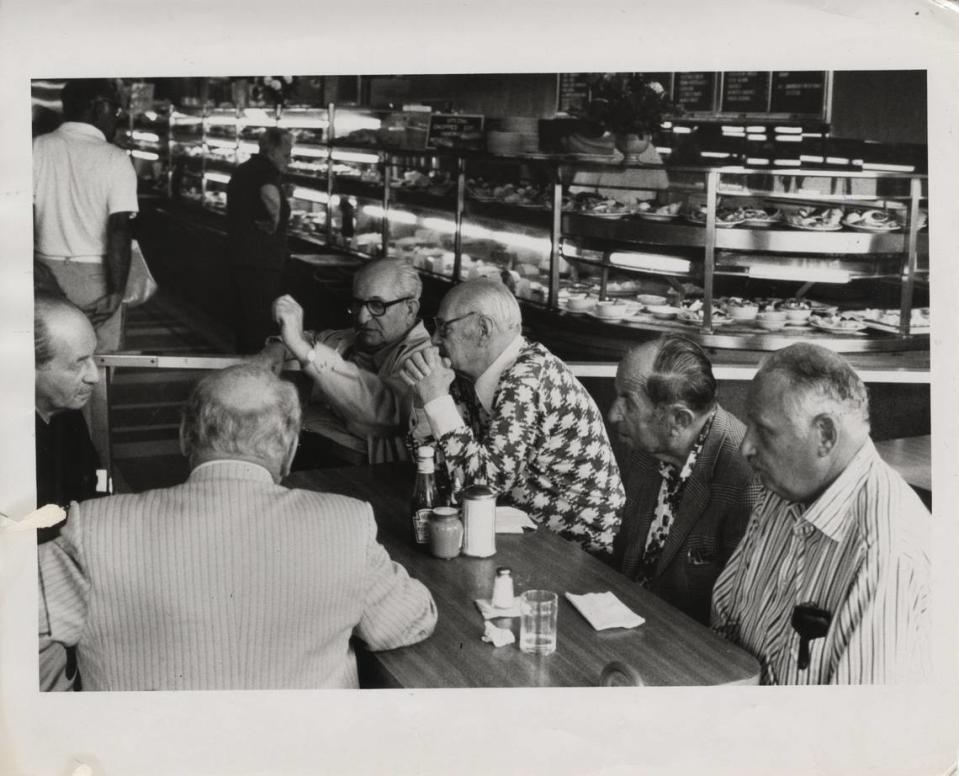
[189,459,276,483]
[793,438,877,543]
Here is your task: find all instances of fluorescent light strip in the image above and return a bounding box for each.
[861,162,916,172]
[746,158,770,165]
[205,115,238,126]
[204,137,236,149]
[746,126,765,133]
[722,125,744,133]
[800,154,825,163]
[331,150,380,164]
[775,135,802,143]
[671,126,692,134]
[292,145,327,158]
[131,130,160,143]
[749,265,850,283]
[610,252,692,274]
[656,147,673,154]
[701,151,731,158]
[722,129,745,136]
[774,126,802,134]
[203,171,231,184]
[747,134,767,141]
[773,159,802,166]
[334,114,383,133]
[143,111,158,122]
[802,132,823,139]
[826,157,850,165]
[292,187,329,204]
[131,150,159,161]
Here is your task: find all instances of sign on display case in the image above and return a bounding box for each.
[425,113,485,150]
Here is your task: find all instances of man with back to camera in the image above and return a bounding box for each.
[711,343,930,684]
[33,78,137,353]
[226,127,294,353]
[34,292,105,691]
[37,364,437,690]
[608,336,760,625]
[398,277,624,556]
[257,258,431,464]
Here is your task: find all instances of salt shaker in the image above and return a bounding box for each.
[491,567,514,609]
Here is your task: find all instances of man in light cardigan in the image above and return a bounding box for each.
[37,364,437,690]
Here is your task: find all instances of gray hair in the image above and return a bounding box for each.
[355,258,422,300]
[258,127,293,153]
[446,278,522,333]
[639,335,717,413]
[758,343,870,426]
[180,364,301,466]
[35,291,87,367]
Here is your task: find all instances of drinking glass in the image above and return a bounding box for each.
[519,590,558,655]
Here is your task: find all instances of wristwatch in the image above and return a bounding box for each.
[300,347,317,367]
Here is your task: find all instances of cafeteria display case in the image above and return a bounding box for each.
[155,102,930,354]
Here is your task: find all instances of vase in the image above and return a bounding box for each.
[613,132,651,162]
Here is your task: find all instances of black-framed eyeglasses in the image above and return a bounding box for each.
[432,311,478,338]
[349,296,413,317]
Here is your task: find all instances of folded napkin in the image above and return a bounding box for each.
[481,621,516,648]
[495,506,538,534]
[474,597,522,619]
[565,592,645,631]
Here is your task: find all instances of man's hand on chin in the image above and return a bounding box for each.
[400,347,455,404]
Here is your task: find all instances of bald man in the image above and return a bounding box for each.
[34,292,102,525]
[400,278,624,556]
[608,336,758,624]
[38,364,437,690]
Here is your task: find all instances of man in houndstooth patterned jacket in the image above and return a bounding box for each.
[401,278,624,556]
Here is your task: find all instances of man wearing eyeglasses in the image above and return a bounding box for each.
[400,278,625,556]
[258,258,431,465]
[34,78,136,354]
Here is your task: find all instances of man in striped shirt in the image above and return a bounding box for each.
[37,364,437,690]
[711,343,930,684]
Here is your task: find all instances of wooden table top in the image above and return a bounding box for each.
[874,435,931,492]
[287,464,760,688]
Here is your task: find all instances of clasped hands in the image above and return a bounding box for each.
[399,347,455,405]
[247,295,310,373]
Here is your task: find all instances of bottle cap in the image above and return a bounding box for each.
[496,567,512,576]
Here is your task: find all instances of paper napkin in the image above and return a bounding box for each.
[474,597,522,619]
[495,506,538,534]
[481,621,516,648]
[565,592,645,631]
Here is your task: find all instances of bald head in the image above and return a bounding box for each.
[35,293,99,421]
[180,364,302,480]
[354,258,423,301]
[442,279,522,333]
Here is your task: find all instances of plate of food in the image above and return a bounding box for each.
[861,308,930,334]
[785,207,845,231]
[741,208,783,227]
[685,205,746,228]
[809,315,868,333]
[677,309,730,327]
[634,202,682,222]
[843,208,901,232]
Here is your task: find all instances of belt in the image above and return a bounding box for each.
[37,254,104,265]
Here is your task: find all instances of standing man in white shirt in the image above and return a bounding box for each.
[34,78,139,353]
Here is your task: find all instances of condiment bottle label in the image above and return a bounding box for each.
[413,508,432,544]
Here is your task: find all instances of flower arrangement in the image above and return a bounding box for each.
[580,73,680,136]
[251,76,297,107]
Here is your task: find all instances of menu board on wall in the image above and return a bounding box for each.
[554,71,827,121]
[557,73,591,114]
[770,71,827,116]
[674,72,717,113]
[720,71,770,113]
